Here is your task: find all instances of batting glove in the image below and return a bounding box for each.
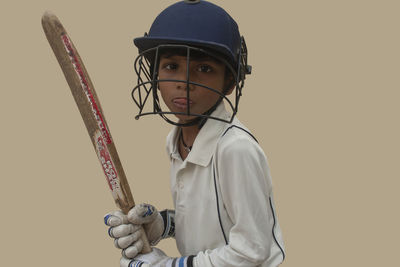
[120,247,195,267]
[127,204,175,245]
[104,204,175,258]
[104,210,144,258]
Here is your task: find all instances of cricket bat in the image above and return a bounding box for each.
[41,11,151,253]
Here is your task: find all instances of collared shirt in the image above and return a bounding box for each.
[166,103,285,267]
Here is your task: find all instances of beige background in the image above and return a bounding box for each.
[1,0,399,266]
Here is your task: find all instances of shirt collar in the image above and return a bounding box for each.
[166,103,231,167]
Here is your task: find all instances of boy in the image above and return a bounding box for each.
[104,1,285,266]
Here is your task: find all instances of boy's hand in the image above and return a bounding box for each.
[127,203,164,245]
[104,204,164,258]
[119,247,168,267]
[120,248,195,267]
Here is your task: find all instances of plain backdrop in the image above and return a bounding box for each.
[1,0,399,266]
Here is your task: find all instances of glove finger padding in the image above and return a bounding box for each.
[104,210,129,226]
[128,203,159,224]
[114,231,142,249]
[122,239,144,258]
[109,223,141,238]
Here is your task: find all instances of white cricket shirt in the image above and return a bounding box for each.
[166,103,285,267]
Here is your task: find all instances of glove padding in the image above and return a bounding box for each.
[120,248,195,267]
[104,204,164,258]
[120,247,168,267]
[127,203,164,246]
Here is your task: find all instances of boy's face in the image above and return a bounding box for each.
[158,54,231,124]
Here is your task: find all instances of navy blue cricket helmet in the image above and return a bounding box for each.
[131,0,251,126]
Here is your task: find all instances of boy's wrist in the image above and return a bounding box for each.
[160,209,175,239]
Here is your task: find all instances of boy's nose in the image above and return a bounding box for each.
[175,80,194,91]
[175,69,194,91]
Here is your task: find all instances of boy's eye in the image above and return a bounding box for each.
[163,63,178,70]
[197,64,213,73]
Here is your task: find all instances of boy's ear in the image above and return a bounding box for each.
[225,83,235,95]
[224,75,235,95]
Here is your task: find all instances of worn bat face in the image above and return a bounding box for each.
[41,12,133,211]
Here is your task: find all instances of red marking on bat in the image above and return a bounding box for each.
[96,133,120,192]
[61,34,112,144]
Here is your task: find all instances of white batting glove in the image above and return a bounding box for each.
[104,210,144,258]
[104,204,175,258]
[120,247,195,267]
[127,203,165,246]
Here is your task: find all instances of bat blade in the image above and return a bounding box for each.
[41,11,150,253]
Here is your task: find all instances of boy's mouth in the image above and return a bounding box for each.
[172,97,193,110]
